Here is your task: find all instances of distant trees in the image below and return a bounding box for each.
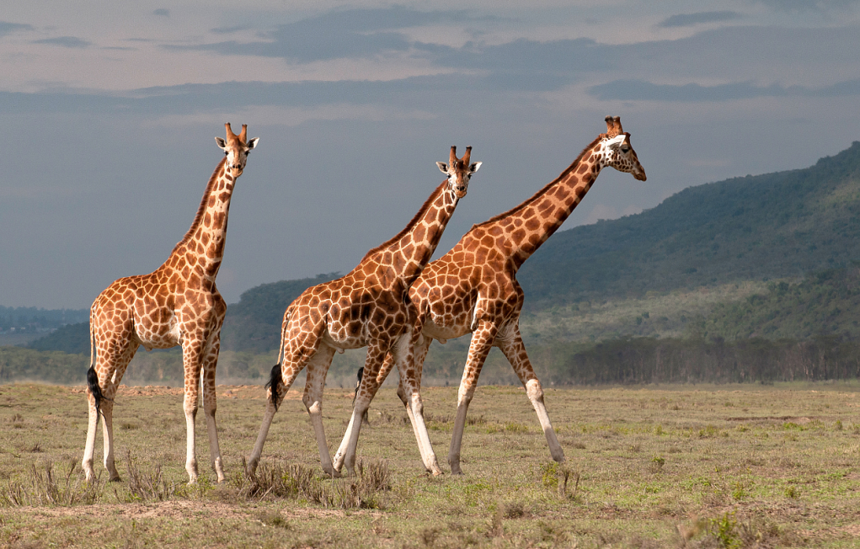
[0,347,87,384]
[537,336,860,386]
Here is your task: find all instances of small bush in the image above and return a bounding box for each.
[237,458,391,509]
[702,512,793,548]
[123,452,180,503]
[0,461,102,507]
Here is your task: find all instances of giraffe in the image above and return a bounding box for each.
[247,146,481,478]
[82,123,259,484]
[343,116,646,474]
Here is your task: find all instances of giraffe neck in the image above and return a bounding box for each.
[481,137,604,271]
[361,181,458,288]
[163,158,237,284]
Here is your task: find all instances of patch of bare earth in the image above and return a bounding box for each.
[4,500,348,521]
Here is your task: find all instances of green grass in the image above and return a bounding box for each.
[1,382,859,547]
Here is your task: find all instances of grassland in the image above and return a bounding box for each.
[0,382,859,548]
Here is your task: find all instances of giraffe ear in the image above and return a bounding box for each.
[436,162,448,174]
[247,137,260,150]
[469,162,482,174]
[215,136,228,150]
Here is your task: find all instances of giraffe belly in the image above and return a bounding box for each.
[321,330,365,352]
[422,317,470,342]
[135,317,181,351]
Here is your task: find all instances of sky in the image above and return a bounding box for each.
[1,0,859,310]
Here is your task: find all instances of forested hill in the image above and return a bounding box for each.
[518,141,860,305]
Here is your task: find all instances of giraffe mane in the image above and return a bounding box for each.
[170,157,228,255]
[473,135,602,228]
[359,180,447,261]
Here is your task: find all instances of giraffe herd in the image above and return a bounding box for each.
[83,117,646,483]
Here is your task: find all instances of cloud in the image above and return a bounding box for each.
[153,9,169,18]
[0,21,34,38]
[814,78,860,96]
[589,80,794,102]
[752,0,859,12]
[33,36,91,48]
[428,37,609,75]
[211,26,248,34]
[589,77,860,102]
[172,6,486,63]
[657,11,742,27]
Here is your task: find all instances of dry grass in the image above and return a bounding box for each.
[0,381,858,548]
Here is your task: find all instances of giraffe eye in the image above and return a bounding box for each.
[621,146,630,153]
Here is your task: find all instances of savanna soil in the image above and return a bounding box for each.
[0,381,859,548]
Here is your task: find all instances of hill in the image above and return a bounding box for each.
[518,141,860,304]
[26,321,90,354]
[0,305,88,346]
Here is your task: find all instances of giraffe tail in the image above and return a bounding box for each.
[86,304,105,417]
[265,306,292,411]
[265,364,281,411]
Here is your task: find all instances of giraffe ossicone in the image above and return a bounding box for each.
[346,116,645,474]
[82,123,259,484]
[247,146,481,478]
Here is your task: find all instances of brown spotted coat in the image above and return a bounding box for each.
[365,117,646,474]
[82,123,259,484]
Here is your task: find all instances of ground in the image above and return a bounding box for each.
[0,381,859,548]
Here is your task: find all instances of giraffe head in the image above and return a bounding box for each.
[215,123,260,178]
[436,146,482,198]
[597,116,646,181]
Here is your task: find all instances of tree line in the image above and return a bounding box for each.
[5,334,859,386]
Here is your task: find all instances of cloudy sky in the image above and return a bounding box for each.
[1,0,859,309]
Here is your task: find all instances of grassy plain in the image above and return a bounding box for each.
[0,382,859,548]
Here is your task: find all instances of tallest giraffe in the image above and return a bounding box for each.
[83,123,259,484]
[347,116,646,474]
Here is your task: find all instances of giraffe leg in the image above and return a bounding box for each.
[334,349,402,473]
[449,320,498,475]
[99,395,121,481]
[301,345,338,476]
[496,326,565,464]
[248,324,323,476]
[246,377,284,476]
[200,336,225,483]
[84,336,136,482]
[181,341,205,484]
[395,333,442,475]
[333,343,388,476]
[393,356,425,463]
[82,385,100,481]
